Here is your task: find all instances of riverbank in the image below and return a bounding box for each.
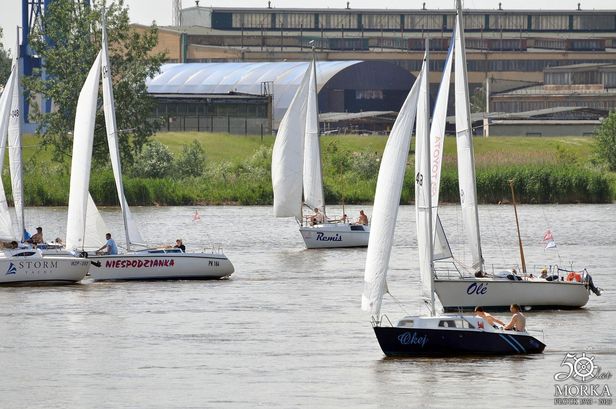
[15,132,615,205]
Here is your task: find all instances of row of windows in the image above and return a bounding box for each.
[214,11,616,32]
[154,101,268,118]
[399,59,616,73]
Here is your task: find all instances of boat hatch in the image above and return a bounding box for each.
[438,319,474,329]
[397,319,414,327]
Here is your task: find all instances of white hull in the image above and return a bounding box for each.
[434,278,590,311]
[0,250,89,284]
[300,223,370,249]
[89,251,234,281]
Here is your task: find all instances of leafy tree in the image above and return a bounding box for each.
[595,111,616,171]
[132,141,173,178]
[470,84,486,113]
[23,0,165,164]
[175,140,206,177]
[0,28,11,85]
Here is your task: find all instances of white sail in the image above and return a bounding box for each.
[272,63,311,218]
[66,52,102,250]
[302,59,325,212]
[454,1,484,271]
[414,48,435,312]
[101,18,144,248]
[83,193,109,250]
[429,31,455,262]
[0,68,17,241]
[362,68,424,317]
[7,54,24,241]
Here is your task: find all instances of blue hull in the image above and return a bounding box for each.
[374,326,545,357]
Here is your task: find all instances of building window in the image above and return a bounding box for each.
[356,90,384,100]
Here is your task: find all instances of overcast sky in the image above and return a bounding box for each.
[1,0,613,57]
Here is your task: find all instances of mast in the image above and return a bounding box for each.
[508,180,527,274]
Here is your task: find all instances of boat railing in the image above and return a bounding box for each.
[526,328,545,342]
[205,244,225,254]
[372,314,394,327]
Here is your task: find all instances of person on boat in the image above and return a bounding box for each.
[358,210,369,225]
[474,306,505,328]
[341,214,348,223]
[96,233,118,255]
[539,267,548,279]
[26,227,44,246]
[503,304,526,332]
[310,208,324,225]
[174,239,186,252]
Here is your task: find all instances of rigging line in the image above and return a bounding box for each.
[387,292,410,316]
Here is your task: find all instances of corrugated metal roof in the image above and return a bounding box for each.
[147,61,363,123]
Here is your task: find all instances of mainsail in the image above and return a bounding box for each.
[414,46,435,313]
[302,59,325,212]
[101,16,144,249]
[0,67,17,241]
[430,30,455,262]
[66,52,102,250]
[7,51,24,241]
[454,0,484,271]
[362,64,425,317]
[272,63,311,218]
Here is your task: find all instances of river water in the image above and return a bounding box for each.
[0,204,614,409]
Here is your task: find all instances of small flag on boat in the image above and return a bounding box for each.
[543,229,556,249]
[192,210,201,222]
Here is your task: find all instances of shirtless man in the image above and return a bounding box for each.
[474,306,505,327]
[503,304,526,332]
[358,210,369,225]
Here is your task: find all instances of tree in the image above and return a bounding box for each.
[595,111,616,171]
[0,28,11,85]
[470,84,486,113]
[24,0,165,164]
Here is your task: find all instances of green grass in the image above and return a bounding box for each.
[11,132,615,206]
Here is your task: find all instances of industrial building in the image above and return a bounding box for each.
[487,63,616,136]
[139,4,616,95]
[146,61,414,133]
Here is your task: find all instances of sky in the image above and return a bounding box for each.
[1,0,614,56]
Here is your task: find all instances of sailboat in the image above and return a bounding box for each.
[0,36,89,284]
[362,41,545,357]
[272,57,370,249]
[429,1,592,311]
[66,16,233,281]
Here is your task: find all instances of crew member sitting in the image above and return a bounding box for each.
[474,306,505,328]
[174,239,186,252]
[96,233,118,255]
[357,210,369,225]
[26,227,44,246]
[310,208,324,225]
[503,304,526,332]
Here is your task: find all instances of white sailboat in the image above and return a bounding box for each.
[0,39,89,284]
[66,17,233,280]
[272,57,370,249]
[362,42,545,357]
[428,1,592,311]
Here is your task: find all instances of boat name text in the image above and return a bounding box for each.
[105,259,176,269]
[397,331,428,348]
[316,232,342,242]
[466,282,488,295]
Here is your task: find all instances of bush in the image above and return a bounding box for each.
[595,111,616,171]
[175,140,206,177]
[131,141,174,178]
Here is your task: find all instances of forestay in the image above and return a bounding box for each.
[302,59,325,212]
[66,52,102,250]
[101,18,144,248]
[272,62,311,218]
[454,1,484,271]
[362,66,424,317]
